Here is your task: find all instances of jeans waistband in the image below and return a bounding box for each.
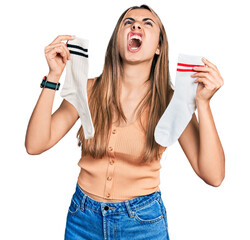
[74,182,162,214]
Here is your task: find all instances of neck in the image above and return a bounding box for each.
[121,60,152,97]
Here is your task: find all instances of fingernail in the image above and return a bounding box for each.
[202,57,206,61]
[71,35,76,38]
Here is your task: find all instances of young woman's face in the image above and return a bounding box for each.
[117,8,160,64]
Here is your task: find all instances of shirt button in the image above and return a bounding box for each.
[108,146,113,151]
[107,176,112,181]
[112,129,117,134]
[107,193,110,198]
[110,159,114,165]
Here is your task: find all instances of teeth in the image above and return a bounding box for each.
[130,35,142,41]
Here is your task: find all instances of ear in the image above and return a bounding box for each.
[155,44,160,55]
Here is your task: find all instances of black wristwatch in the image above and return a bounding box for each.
[40,76,60,90]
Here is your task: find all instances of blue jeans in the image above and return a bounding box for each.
[64,182,170,240]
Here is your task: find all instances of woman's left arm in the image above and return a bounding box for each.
[178,58,225,187]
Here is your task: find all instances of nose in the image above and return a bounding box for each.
[131,22,141,30]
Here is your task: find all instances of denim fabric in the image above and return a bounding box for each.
[64,182,170,240]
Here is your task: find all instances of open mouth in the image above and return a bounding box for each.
[128,37,142,52]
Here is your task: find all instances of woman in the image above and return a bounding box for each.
[25,4,225,240]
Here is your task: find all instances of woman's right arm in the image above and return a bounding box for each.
[24,35,79,155]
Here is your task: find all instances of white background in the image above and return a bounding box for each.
[1,0,249,239]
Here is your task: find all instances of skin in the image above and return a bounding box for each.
[26,10,225,189]
[117,9,160,100]
[116,9,225,186]
[114,9,160,126]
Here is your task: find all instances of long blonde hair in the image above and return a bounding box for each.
[76,4,174,163]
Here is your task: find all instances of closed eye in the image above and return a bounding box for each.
[145,21,153,26]
[124,20,132,26]
[124,20,153,27]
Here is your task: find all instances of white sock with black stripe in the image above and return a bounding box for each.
[154,53,204,147]
[60,36,95,139]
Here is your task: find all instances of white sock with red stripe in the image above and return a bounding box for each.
[60,36,95,139]
[154,53,204,147]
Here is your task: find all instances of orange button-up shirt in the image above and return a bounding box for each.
[77,103,167,201]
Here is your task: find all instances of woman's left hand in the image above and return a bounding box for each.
[191,58,224,104]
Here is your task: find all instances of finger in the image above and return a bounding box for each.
[58,42,70,60]
[49,34,76,45]
[193,77,211,86]
[48,46,67,63]
[193,73,215,85]
[202,57,218,71]
[192,67,219,81]
[192,66,211,72]
[59,40,72,60]
[45,42,66,52]
[195,77,220,92]
[46,42,70,60]
[59,42,71,60]
[65,43,71,60]
[194,76,219,90]
[191,72,211,79]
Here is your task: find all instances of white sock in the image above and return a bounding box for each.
[154,53,204,147]
[60,36,95,139]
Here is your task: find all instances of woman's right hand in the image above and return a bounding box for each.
[44,35,76,80]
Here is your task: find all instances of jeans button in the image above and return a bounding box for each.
[104,206,109,211]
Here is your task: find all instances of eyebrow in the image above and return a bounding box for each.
[123,17,155,24]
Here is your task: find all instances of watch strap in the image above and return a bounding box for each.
[40,76,60,90]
